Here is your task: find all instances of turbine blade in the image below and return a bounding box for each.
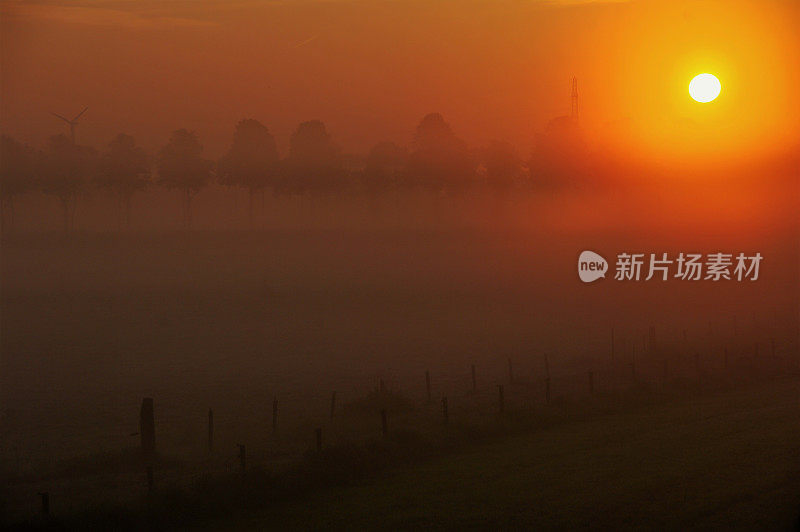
[51,112,71,123]
[73,107,88,121]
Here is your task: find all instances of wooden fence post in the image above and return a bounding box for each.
[315,428,322,452]
[649,325,657,353]
[140,397,155,492]
[330,391,337,421]
[441,397,449,425]
[38,492,49,515]
[140,398,155,460]
[208,408,213,453]
[471,364,477,392]
[238,444,246,473]
[611,327,615,362]
[588,371,594,396]
[425,371,432,404]
[508,358,514,384]
[497,385,504,414]
[381,409,388,437]
[545,377,551,405]
[272,397,278,434]
[694,353,700,381]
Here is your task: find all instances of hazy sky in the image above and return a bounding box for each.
[2,0,798,162]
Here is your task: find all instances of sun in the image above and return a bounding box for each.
[689,73,721,103]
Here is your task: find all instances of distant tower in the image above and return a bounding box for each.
[570,76,579,122]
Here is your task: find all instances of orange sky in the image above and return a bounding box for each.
[2,0,798,163]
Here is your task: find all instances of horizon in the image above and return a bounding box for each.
[2,0,799,165]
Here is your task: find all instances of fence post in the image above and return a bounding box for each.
[441,397,449,425]
[381,409,388,437]
[544,354,550,379]
[497,385,504,414]
[238,444,246,473]
[508,358,514,384]
[208,408,213,453]
[426,371,432,404]
[315,428,322,452]
[545,377,551,405]
[272,397,278,434]
[694,353,700,382]
[588,371,594,396]
[330,391,336,421]
[611,327,615,362]
[471,364,477,392]
[140,398,155,459]
[648,325,657,353]
[140,397,155,492]
[38,492,49,516]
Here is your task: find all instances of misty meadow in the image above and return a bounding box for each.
[2,0,799,529]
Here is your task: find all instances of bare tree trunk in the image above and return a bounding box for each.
[124,194,132,229]
[184,189,194,229]
[180,189,188,228]
[117,196,124,231]
[61,196,70,234]
[0,196,8,235]
[248,188,254,229]
[0,196,14,235]
[69,195,77,232]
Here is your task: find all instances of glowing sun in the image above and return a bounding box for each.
[689,73,721,103]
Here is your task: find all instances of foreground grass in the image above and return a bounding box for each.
[224,379,800,530]
[9,378,800,530]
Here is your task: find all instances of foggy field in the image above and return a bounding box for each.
[232,379,800,530]
[1,220,798,527]
[3,0,799,527]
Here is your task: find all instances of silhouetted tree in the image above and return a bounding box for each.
[40,134,97,233]
[157,129,212,228]
[481,140,524,190]
[96,134,149,227]
[217,119,279,226]
[406,113,474,193]
[0,135,38,233]
[283,120,345,195]
[529,116,588,188]
[363,142,408,194]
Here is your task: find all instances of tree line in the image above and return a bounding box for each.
[0,112,585,233]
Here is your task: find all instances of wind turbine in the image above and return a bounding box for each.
[51,107,88,144]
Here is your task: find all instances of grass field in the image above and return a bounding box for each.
[224,378,800,530]
[2,227,798,529]
[6,377,799,529]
